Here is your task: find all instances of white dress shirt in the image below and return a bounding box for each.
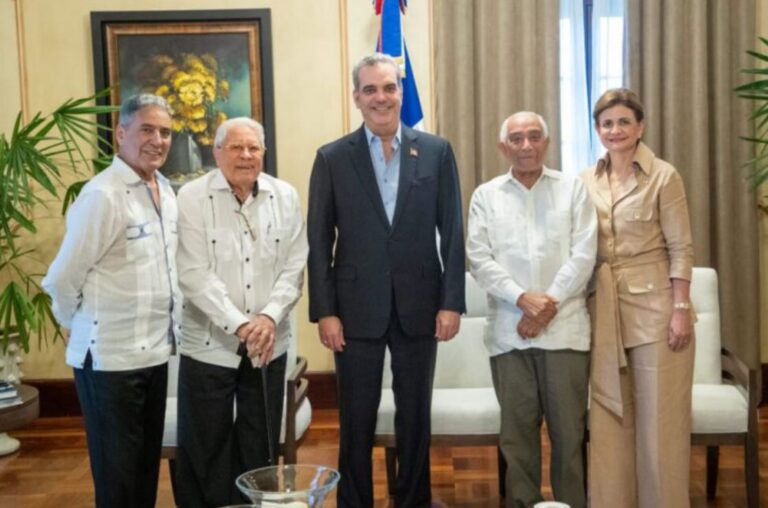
[467,168,597,355]
[176,169,308,369]
[42,156,180,371]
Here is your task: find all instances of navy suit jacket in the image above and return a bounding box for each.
[307,124,466,339]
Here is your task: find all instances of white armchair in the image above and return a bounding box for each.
[690,267,759,507]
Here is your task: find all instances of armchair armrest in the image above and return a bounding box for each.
[720,345,760,429]
[287,356,309,416]
[283,355,309,464]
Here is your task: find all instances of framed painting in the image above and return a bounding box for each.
[91,9,276,183]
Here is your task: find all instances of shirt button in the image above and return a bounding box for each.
[246,284,251,289]
[224,326,229,331]
[634,211,641,219]
[246,309,251,313]
[93,320,98,325]
[90,340,95,344]
[647,283,654,289]
[245,258,250,262]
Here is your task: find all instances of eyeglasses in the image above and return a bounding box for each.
[235,210,257,240]
[223,143,265,155]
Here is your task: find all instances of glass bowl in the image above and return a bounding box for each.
[235,464,340,507]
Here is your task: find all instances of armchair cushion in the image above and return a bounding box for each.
[691,384,748,434]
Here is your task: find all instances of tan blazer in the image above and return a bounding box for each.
[581,142,694,416]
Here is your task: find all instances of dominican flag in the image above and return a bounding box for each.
[375,0,425,130]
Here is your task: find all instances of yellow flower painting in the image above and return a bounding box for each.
[101,15,272,180]
[144,53,230,146]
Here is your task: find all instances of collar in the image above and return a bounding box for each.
[113,155,170,188]
[595,141,655,176]
[363,123,402,147]
[503,165,560,185]
[209,168,275,196]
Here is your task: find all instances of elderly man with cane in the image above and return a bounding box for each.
[175,117,308,507]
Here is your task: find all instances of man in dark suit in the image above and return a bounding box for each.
[307,53,466,508]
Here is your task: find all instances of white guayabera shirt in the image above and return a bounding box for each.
[43,156,181,371]
[466,167,598,356]
[176,169,308,369]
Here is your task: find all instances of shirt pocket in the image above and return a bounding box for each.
[211,228,236,264]
[125,222,152,261]
[488,217,526,259]
[545,210,570,240]
[622,264,672,295]
[622,206,654,233]
[261,225,290,262]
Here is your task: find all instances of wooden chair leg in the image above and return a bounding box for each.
[497,446,507,499]
[746,433,760,508]
[582,431,589,497]
[385,447,397,496]
[706,446,719,500]
[168,458,179,506]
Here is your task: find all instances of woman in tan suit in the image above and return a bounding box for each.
[582,88,695,508]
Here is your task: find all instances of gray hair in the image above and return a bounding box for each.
[118,94,171,126]
[498,112,549,141]
[352,53,402,91]
[214,117,265,148]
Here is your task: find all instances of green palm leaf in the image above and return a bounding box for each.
[0,90,117,353]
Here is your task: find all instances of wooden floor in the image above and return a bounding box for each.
[1,408,767,507]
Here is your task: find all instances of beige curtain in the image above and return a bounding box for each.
[433,0,560,214]
[626,0,759,367]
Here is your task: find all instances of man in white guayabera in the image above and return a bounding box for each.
[174,117,308,507]
[43,94,180,508]
[466,111,597,508]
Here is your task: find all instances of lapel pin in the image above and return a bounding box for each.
[410,147,419,157]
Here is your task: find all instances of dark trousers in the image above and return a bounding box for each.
[175,353,287,508]
[73,352,168,508]
[335,311,437,508]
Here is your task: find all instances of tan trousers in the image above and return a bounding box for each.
[589,339,694,508]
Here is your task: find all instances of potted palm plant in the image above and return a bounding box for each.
[736,36,768,214]
[0,91,116,381]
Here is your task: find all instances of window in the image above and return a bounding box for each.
[560,0,624,174]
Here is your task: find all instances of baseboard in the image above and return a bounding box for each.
[25,371,340,417]
[24,379,82,418]
[305,371,337,409]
